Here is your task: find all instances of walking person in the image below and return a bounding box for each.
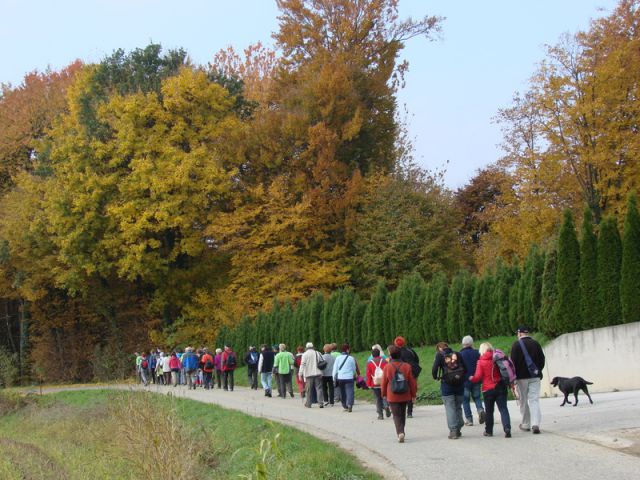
[510,325,546,434]
[161,350,172,386]
[221,345,237,391]
[332,343,358,412]
[168,351,181,387]
[182,347,199,390]
[459,336,485,426]
[200,348,215,389]
[258,344,275,397]
[214,348,223,389]
[294,346,306,397]
[274,344,295,398]
[366,347,391,419]
[395,337,421,418]
[469,342,512,437]
[432,346,467,439]
[381,345,417,443]
[155,352,165,385]
[321,344,336,406]
[148,350,158,384]
[139,352,149,386]
[245,346,259,390]
[299,342,325,408]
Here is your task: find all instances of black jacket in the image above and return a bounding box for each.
[399,346,422,378]
[510,336,545,379]
[259,350,275,373]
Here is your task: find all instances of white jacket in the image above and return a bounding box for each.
[299,349,323,379]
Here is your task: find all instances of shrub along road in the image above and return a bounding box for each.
[159,385,639,480]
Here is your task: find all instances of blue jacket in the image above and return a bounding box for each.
[332,353,357,381]
[182,352,199,371]
[459,346,480,388]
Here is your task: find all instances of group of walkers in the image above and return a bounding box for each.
[134,345,239,391]
[134,325,545,444]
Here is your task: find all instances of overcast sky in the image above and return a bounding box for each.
[0,0,619,188]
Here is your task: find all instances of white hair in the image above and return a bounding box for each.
[461,336,474,347]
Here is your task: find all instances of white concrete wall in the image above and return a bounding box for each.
[541,322,640,397]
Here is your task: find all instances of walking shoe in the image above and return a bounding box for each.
[519,424,531,431]
[456,429,462,438]
[483,431,493,437]
[323,401,329,406]
[377,414,384,420]
[385,407,391,418]
[464,419,473,426]
[532,426,540,434]
[291,392,296,398]
[505,429,512,438]
[343,408,349,412]
[398,433,405,443]
[319,404,324,408]
[407,413,413,418]
[448,431,459,439]
[348,406,352,412]
[479,410,486,424]
[304,404,311,408]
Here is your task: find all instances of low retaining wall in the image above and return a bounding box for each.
[541,321,640,397]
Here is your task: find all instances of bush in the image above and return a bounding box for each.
[0,347,18,388]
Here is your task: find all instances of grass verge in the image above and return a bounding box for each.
[0,389,380,480]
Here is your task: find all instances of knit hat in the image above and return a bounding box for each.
[394,336,406,348]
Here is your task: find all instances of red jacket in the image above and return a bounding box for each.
[168,356,181,370]
[201,353,214,373]
[381,359,417,403]
[221,350,237,372]
[469,350,501,392]
[366,357,388,388]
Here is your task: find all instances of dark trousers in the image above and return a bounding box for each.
[248,367,258,389]
[389,402,408,435]
[223,370,235,391]
[322,376,334,404]
[163,372,171,385]
[372,387,388,415]
[277,372,293,397]
[203,371,213,389]
[215,369,222,388]
[408,400,414,416]
[483,385,511,434]
[336,379,354,409]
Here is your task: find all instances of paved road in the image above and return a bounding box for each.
[135,384,640,480]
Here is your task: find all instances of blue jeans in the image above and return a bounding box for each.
[260,372,272,392]
[442,394,464,432]
[463,382,484,420]
[337,379,355,409]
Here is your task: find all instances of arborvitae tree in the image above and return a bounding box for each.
[433,273,449,342]
[446,272,464,342]
[321,293,335,343]
[539,249,558,336]
[472,276,484,338]
[308,292,324,347]
[621,193,640,324]
[458,272,475,341]
[556,210,581,333]
[280,300,294,346]
[492,261,511,335]
[579,209,599,329]
[524,245,545,330]
[410,274,427,345]
[340,288,355,344]
[349,293,366,351]
[507,277,521,334]
[370,280,388,346]
[329,290,344,342]
[597,216,622,327]
[481,274,496,336]
[422,282,434,344]
[361,301,374,348]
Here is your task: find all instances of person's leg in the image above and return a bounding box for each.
[315,376,324,407]
[261,372,268,391]
[455,394,464,433]
[483,388,496,435]
[322,376,330,403]
[407,400,413,417]
[528,378,542,431]
[216,370,222,389]
[223,371,229,390]
[496,386,511,435]
[463,386,473,424]
[442,395,458,437]
[373,388,384,417]
[164,372,171,385]
[345,380,354,410]
[276,373,285,397]
[472,382,485,422]
[517,379,531,429]
[304,376,314,407]
[285,373,294,397]
[338,380,348,409]
[229,370,235,391]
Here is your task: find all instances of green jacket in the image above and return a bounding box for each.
[274,351,294,374]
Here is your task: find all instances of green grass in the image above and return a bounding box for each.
[0,389,380,480]
[233,334,548,405]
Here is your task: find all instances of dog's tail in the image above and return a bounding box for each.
[585,381,593,385]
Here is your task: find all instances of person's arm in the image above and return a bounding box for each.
[354,357,360,377]
[408,365,418,400]
[431,354,441,380]
[469,359,484,383]
[258,354,264,372]
[381,366,389,399]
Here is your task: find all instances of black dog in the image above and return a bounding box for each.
[551,376,594,406]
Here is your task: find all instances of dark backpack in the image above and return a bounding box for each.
[390,363,409,394]
[204,358,213,370]
[493,349,517,385]
[226,353,237,368]
[442,352,465,386]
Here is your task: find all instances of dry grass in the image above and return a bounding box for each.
[108,390,203,480]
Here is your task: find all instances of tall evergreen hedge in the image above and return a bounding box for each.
[621,194,640,324]
[556,210,581,334]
